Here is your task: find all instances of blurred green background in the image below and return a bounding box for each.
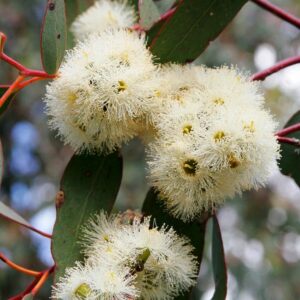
[0,0,300,299]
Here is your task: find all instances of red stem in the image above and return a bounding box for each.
[277,136,300,146]
[0,252,40,277]
[159,7,176,22]
[17,77,44,89]
[251,55,300,81]
[8,265,55,300]
[276,123,300,136]
[252,0,300,29]
[31,265,55,295]
[9,277,40,300]
[0,75,25,107]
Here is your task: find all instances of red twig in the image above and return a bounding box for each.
[0,75,25,107]
[277,136,300,147]
[276,123,300,137]
[251,55,300,81]
[0,252,40,277]
[31,265,55,295]
[159,7,177,22]
[8,277,40,300]
[252,0,300,29]
[0,32,56,110]
[8,265,55,300]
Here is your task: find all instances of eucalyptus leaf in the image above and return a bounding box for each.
[52,151,123,281]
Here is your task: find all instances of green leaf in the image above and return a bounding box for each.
[139,0,161,30]
[52,151,123,281]
[142,188,208,300]
[147,0,247,63]
[0,87,16,116]
[41,0,67,74]
[279,111,300,186]
[211,215,227,300]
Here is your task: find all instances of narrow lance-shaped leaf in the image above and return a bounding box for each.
[147,0,248,63]
[41,0,67,74]
[142,188,208,300]
[52,152,123,281]
[211,215,227,300]
[279,111,300,187]
[139,0,161,30]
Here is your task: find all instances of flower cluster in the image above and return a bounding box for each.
[147,66,280,221]
[44,0,280,221]
[52,211,198,299]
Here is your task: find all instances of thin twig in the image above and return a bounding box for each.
[0,253,40,277]
[276,123,300,136]
[277,136,300,147]
[251,55,300,81]
[252,0,300,29]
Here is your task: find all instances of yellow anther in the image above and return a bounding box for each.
[74,283,91,299]
[108,271,116,281]
[214,131,225,141]
[214,98,225,105]
[117,80,127,92]
[67,92,77,103]
[105,245,113,253]
[154,90,161,97]
[179,86,189,92]
[103,234,110,242]
[182,159,198,176]
[83,51,88,59]
[243,121,255,133]
[228,153,240,168]
[182,124,192,134]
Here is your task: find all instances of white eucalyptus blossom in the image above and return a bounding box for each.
[52,262,138,300]
[44,29,156,153]
[71,0,136,41]
[194,65,264,112]
[84,212,198,300]
[147,72,280,221]
[51,262,97,300]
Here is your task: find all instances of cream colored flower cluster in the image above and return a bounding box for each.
[44,0,280,222]
[52,212,198,300]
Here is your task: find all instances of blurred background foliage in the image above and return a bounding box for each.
[0,0,300,299]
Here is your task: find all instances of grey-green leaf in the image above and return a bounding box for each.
[52,152,123,282]
[41,0,67,74]
[139,0,161,30]
[211,215,227,300]
[142,188,208,299]
[147,0,248,63]
[279,111,300,187]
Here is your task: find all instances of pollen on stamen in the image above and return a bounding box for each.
[74,283,91,299]
[213,97,225,105]
[182,124,193,134]
[227,153,240,168]
[117,80,127,92]
[183,159,198,176]
[213,131,225,141]
[243,120,255,133]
